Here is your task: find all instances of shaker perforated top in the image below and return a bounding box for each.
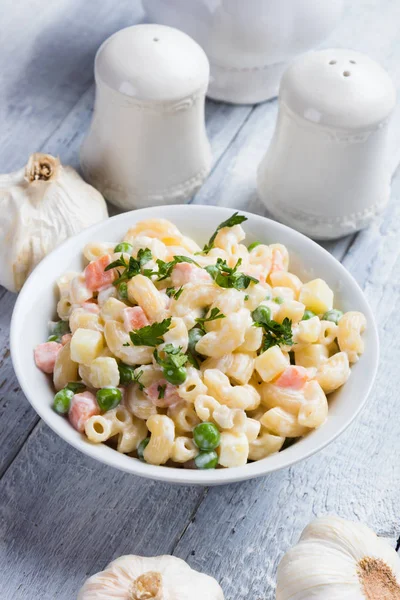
[280,48,396,130]
[95,24,210,102]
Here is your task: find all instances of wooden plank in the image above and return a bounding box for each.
[0,0,145,172]
[0,292,39,478]
[0,424,205,600]
[172,171,400,599]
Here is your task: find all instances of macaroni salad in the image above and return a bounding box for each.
[34,214,367,469]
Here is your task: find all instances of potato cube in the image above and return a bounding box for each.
[294,344,329,368]
[296,316,321,343]
[254,346,288,382]
[89,357,120,388]
[100,298,126,323]
[276,300,305,324]
[299,279,334,314]
[218,432,249,468]
[70,309,102,334]
[70,328,104,366]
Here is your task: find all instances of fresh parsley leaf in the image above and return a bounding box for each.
[195,307,226,332]
[133,369,144,390]
[186,352,200,369]
[202,212,248,254]
[166,286,184,300]
[154,344,188,369]
[254,316,293,352]
[156,256,200,281]
[137,248,152,268]
[205,258,258,291]
[129,318,171,347]
[158,384,166,399]
[105,248,153,286]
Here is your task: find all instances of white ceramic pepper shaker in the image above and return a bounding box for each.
[257,49,396,239]
[81,24,211,210]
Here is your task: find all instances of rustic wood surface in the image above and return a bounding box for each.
[1,1,400,598]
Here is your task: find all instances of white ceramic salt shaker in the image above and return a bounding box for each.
[81,24,211,210]
[257,49,396,239]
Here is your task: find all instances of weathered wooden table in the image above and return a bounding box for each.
[1,2,400,598]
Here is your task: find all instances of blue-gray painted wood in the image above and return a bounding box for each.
[1,1,400,599]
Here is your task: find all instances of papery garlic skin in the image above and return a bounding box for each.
[276,516,400,600]
[0,153,108,292]
[78,554,225,600]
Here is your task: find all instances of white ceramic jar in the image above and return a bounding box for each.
[257,49,397,239]
[81,24,211,210]
[144,0,344,104]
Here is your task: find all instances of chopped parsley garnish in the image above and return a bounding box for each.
[129,318,172,347]
[166,286,184,300]
[133,369,144,390]
[202,212,248,254]
[155,256,200,281]
[253,308,293,351]
[195,307,226,332]
[205,258,258,290]
[105,248,153,286]
[158,384,166,399]
[154,344,188,369]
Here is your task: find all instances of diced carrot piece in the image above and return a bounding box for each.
[84,255,114,291]
[68,392,99,433]
[171,262,211,287]
[123,307,150,332]
[34,342,63,374]
[144,380,181,408]
[274,366,309,390]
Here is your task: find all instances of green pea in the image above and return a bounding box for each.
[273,296,284,305]
[137,437,150,461]
[47,334,60,342]
[248,241,262,252]
[322,309,343,325]
[96,387,122,411]
[302,309,316,321]
[66,382,86,393]
[193,422,221,451]
[49,320,70,338]
[118,282,128,300]
[118,363,135,386]
[251,305,271,324]
[114,242,133,254]
[163,366,187,386]
[53,388,74,415]
[188,327,204,353]
[195,451,218,469]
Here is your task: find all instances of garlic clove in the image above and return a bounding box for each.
[276,516,400,600]
[78,554,225,600]
[0,153,108,292]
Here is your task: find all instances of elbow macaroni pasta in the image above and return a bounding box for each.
[37,216,367,470]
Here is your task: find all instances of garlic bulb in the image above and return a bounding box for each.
[78,555,225,600]
[0,153,108,292]
[276,516,400,599]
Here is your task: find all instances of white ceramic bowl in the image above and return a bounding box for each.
[11,205,379,485]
